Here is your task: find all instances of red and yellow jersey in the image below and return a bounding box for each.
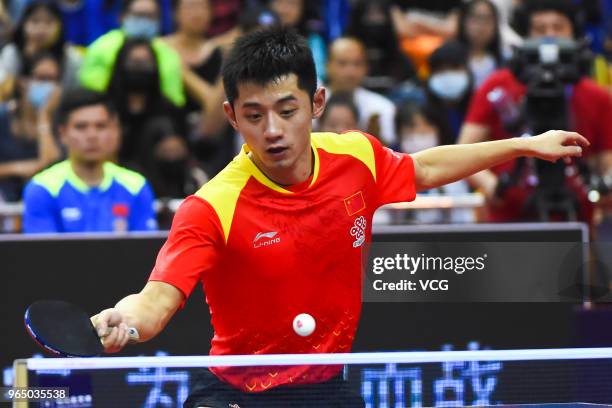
[149,131,416,392]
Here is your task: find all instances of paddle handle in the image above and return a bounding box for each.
[127,327,140,342]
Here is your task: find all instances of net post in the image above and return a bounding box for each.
[12,359,28,408]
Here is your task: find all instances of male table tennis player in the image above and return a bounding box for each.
[91,27,589,407]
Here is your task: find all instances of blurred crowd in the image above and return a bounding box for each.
[2,0,612,232]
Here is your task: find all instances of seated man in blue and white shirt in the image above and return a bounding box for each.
[22,89,157,233]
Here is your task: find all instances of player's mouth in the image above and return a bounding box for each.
[266,146,289,158]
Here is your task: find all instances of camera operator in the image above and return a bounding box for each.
[458,0,612,223]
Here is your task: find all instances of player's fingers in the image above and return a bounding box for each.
[106,309,124,326]
[96,309,125,337]
[116,323,128,342]
[563,145,583,157]
[102,326,120,347]
[94,311,109,337]
[561,131,590,147]
[117,325,130,348]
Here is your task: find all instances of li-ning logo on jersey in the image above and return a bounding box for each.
[253,231,281,248]
[350,216,366,248]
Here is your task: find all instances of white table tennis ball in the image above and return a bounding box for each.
[293,313,316,337]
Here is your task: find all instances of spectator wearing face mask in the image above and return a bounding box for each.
[425,40,473,144]
[79,0,185,107]
[317,92,359,134]
[145,119,208,199]
[0,1,82,101]
[0,52,62,202]
[106,38,187,191]
[395,102,474,224]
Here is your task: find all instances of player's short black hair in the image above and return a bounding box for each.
[221,27,317,106]
[56,88,117,126]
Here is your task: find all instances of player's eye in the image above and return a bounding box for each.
[281,109,297,117]
[246,113,262,121]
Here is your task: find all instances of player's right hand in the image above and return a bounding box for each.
[91,308,131,354]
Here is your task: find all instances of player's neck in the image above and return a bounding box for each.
[70,159,105,187]
[249,148,314,187]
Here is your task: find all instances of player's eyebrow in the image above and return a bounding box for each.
[241,95,298,109]
[274,95,298,105]
[241,101,262,109]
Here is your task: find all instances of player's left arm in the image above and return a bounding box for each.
[411,130,589,192]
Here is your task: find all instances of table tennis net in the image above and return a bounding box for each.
[12,347,612,407]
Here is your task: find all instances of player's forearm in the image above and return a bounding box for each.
[113,291,177,342]
[412,138,527,191]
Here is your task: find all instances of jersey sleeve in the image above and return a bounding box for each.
[128,182,158,231]
[22,182,60,233]
[364,133,417,206]
[149,195,224,301]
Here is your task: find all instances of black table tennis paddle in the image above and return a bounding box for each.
[24,300,139,357]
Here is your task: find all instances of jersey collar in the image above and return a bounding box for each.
[65,161,114,193]
[238,141,321,194]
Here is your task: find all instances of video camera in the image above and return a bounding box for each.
[510,37,591,134]
[491,38,594,221]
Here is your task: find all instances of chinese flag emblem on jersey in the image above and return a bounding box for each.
[344,191,366,216]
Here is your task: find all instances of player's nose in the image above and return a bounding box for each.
[263,112,284,140]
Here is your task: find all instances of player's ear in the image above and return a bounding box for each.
[223,101,239,130]
[312,87,326,120]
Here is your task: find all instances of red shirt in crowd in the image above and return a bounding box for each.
[149,131,416,392]
[465,68,612,221]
